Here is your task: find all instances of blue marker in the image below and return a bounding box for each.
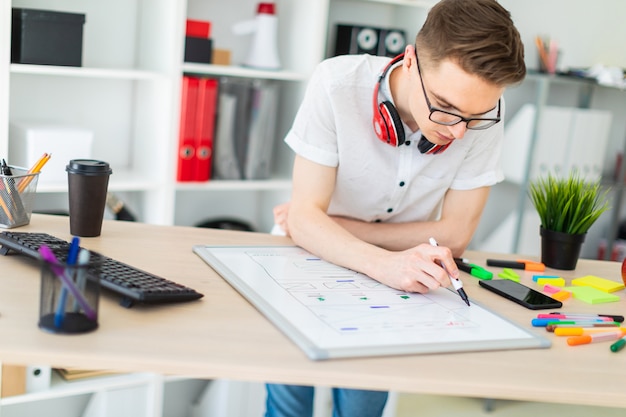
[54,237,80,328]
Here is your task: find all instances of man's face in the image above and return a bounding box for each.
[408,56,504,146]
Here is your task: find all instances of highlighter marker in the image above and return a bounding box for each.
[555,327,626,337]
[454,259,493,280]
[567,331,625,346]
[486,259,545,272]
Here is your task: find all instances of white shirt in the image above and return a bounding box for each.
[285,54,504,223]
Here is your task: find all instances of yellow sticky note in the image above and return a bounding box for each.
[537,277,565,287]
[571,275,625,293]
[564,286,620,304]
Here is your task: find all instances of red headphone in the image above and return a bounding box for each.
[372,54,449,154]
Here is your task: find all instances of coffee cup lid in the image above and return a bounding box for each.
[66,159,112,176]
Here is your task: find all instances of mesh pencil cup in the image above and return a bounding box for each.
[0,165,39,228]
[38,254,102,334]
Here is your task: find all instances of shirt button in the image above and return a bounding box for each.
[387,208,393,213]
[405,141,411,146]
[399,181,405,187]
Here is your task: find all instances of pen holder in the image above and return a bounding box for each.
[0,165,39,228]
[38,255,102,334]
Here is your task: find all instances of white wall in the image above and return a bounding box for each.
[501,0,626,69]
[473,0,626,258]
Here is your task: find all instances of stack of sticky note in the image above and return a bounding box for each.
[564,275,624,304]
[534,275,571,301]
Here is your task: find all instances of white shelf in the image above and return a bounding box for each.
[181,63,307,82]
[351,0,436,7]
[0,371,156,405]
[175,179,291,191]
[10,64,168,81]
[36,169,164,193]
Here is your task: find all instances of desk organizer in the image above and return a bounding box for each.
[0,166,39,228]
[11,8,86,67]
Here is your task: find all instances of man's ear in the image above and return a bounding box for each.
[403,45,417,71]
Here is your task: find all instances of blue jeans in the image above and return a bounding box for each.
[265,384,388,417]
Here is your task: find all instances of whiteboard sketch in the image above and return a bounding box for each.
[194,245,550,360]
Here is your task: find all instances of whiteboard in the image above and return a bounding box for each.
[193,245,550,360]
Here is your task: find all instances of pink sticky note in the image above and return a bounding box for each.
[543,284,561,294]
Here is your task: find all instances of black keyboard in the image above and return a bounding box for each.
[0,231,203,307]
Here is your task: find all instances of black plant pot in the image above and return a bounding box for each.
[540,227,586,270]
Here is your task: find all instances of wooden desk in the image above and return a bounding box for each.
[0,214,624,408]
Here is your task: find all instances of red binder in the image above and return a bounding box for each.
[194,78,218,181]
[177,76,200,181]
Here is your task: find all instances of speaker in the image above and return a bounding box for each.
[378,29,406,57]
[334,24,406,57]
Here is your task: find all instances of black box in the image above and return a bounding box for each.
[11,8,86,67]
[184,37,213,64]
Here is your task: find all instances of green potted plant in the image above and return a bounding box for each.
[528,172,610,270]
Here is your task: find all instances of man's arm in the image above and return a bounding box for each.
[331,187,490,256]
[287,155,459,293]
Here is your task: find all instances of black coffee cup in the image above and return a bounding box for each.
[66,160,112,237]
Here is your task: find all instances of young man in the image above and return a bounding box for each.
[267,1,526,416]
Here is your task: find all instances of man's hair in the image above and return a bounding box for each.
[415,0,526,86]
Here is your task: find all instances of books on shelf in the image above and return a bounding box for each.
[177,75,280,183]
[56,367,118,381]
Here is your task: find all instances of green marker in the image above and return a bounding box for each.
[610,336,626,352]
[454,259,493,280]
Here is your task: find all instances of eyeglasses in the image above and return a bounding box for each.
[415,54,501,131]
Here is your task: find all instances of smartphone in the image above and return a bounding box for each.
[479,279,563,310]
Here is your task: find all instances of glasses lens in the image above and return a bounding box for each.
[466,119,498,130]
[429,110,462,126]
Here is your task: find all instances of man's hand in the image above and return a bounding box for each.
[367,243,460,294]
[273,202,291,236]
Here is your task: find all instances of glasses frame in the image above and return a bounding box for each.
[415,53,501,131]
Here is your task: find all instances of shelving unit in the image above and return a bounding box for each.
[478,71,626,259]
[0,0,434,415]
[0,0,435,232]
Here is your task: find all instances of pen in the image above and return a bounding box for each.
[453,259,493,280]
[610,335,626,352]
[541,313,625,323]
[486,259,545,272]
[567,331,625,346]
[38,245,96,321]
[532,318,616,327]
[1,159,27,225]
[1,159,11,175]
[546,321,621,332]
[54,236,80,328]
[554,327,626,337]
[72,248,90,312]
[429,237,470,306]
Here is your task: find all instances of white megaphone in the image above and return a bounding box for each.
[232,2,281,70]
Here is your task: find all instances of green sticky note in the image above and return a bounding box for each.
[564,286,621,304]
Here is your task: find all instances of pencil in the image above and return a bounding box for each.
[18,153,51,193]
[0,194,14,224]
